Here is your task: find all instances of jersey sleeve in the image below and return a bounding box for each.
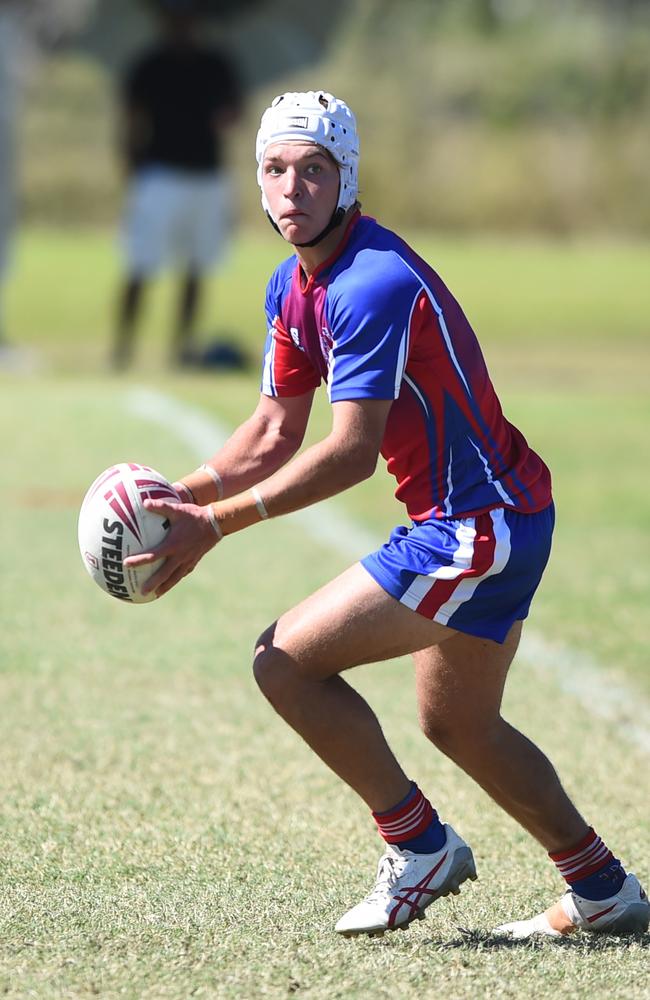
[260,279,321,398]
[325,253,423,403]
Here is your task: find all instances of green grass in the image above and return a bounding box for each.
[1,229,649,997]
[8,227,650,367]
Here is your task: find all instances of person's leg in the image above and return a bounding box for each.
[253,562,454,812]
[172,171,228,367]
[175,170,231,367]
[413,623,587,852]
[413,627,649,936]
[171,270,201,365]
[113,274,146,370]
[115,170,170,369]
[254,562,477,936]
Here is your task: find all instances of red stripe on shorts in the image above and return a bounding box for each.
[415,512,497,619]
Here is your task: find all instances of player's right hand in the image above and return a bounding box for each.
[123,499,221,597]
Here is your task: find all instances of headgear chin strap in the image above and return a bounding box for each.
[256,91,359,245]
[263,205,347,247]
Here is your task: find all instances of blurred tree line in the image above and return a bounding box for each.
[16,0,650,234]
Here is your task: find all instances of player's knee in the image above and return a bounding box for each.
[252,629,295,708]
[253,627,274,692]
[419,710,501,762]
[252,647,280,705]
[254,625,275,660]
[418,712,458,755]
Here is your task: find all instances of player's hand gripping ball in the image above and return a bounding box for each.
[78,463,181,604]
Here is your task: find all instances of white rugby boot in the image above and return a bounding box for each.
[495,873,650,938]
[335,824,477,937]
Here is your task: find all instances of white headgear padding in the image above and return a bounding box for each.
[256,91,360,222]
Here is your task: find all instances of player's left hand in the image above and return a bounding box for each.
[123,499,221,598]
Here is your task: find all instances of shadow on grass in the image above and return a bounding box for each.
[420,927,650,952]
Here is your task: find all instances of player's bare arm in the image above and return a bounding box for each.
[218,396,392,526]
[126,396,391,597]
[176,390,315,506]
[122,391,313,592]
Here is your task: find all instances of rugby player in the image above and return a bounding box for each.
[124,92,649,938]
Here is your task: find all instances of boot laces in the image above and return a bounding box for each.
[365,849,408,904]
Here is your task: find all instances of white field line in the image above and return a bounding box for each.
[127,386,650,755]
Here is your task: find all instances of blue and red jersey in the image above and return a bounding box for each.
[260,212,552,522]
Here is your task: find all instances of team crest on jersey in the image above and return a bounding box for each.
[319,326,334,358]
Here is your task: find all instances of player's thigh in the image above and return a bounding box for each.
[413,620,522,734]
[257,562,456,680]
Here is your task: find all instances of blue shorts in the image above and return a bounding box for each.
[361,504,555,644]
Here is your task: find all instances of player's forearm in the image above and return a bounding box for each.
[176,413,301,505]
[214,435,376,537]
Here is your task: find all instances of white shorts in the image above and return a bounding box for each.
[121,167,232,277]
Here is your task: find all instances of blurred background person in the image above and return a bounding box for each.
[113,0,243,370]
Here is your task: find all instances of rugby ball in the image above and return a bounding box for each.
[78,463,180,604]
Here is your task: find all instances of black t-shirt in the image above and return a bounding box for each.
[123,43,241,172]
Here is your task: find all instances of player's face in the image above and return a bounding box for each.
[262,142,340,245]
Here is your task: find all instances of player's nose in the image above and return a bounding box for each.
[282,166,303,198]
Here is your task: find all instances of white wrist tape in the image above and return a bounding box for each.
[172,481,195,504]
[206,504,223,541]
[200,463,224,500]
[251,487,269,520]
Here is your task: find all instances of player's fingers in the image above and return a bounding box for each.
[151,555,202,597]
[142,498,180,519]
[123,546,170,569]
[152,564,190,597]
[139,558,179,595]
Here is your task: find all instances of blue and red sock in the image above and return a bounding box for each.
[373,782,446,854]
[550,827,626,901]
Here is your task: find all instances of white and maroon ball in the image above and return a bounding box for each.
[78,463,180,604]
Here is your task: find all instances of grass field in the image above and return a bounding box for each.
[1,227,649,998]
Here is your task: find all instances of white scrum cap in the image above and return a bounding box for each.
[255,91,360,220]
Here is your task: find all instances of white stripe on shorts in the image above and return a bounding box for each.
[401,517,477,610]
[401,509,512,625]
[434,510,511,625]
